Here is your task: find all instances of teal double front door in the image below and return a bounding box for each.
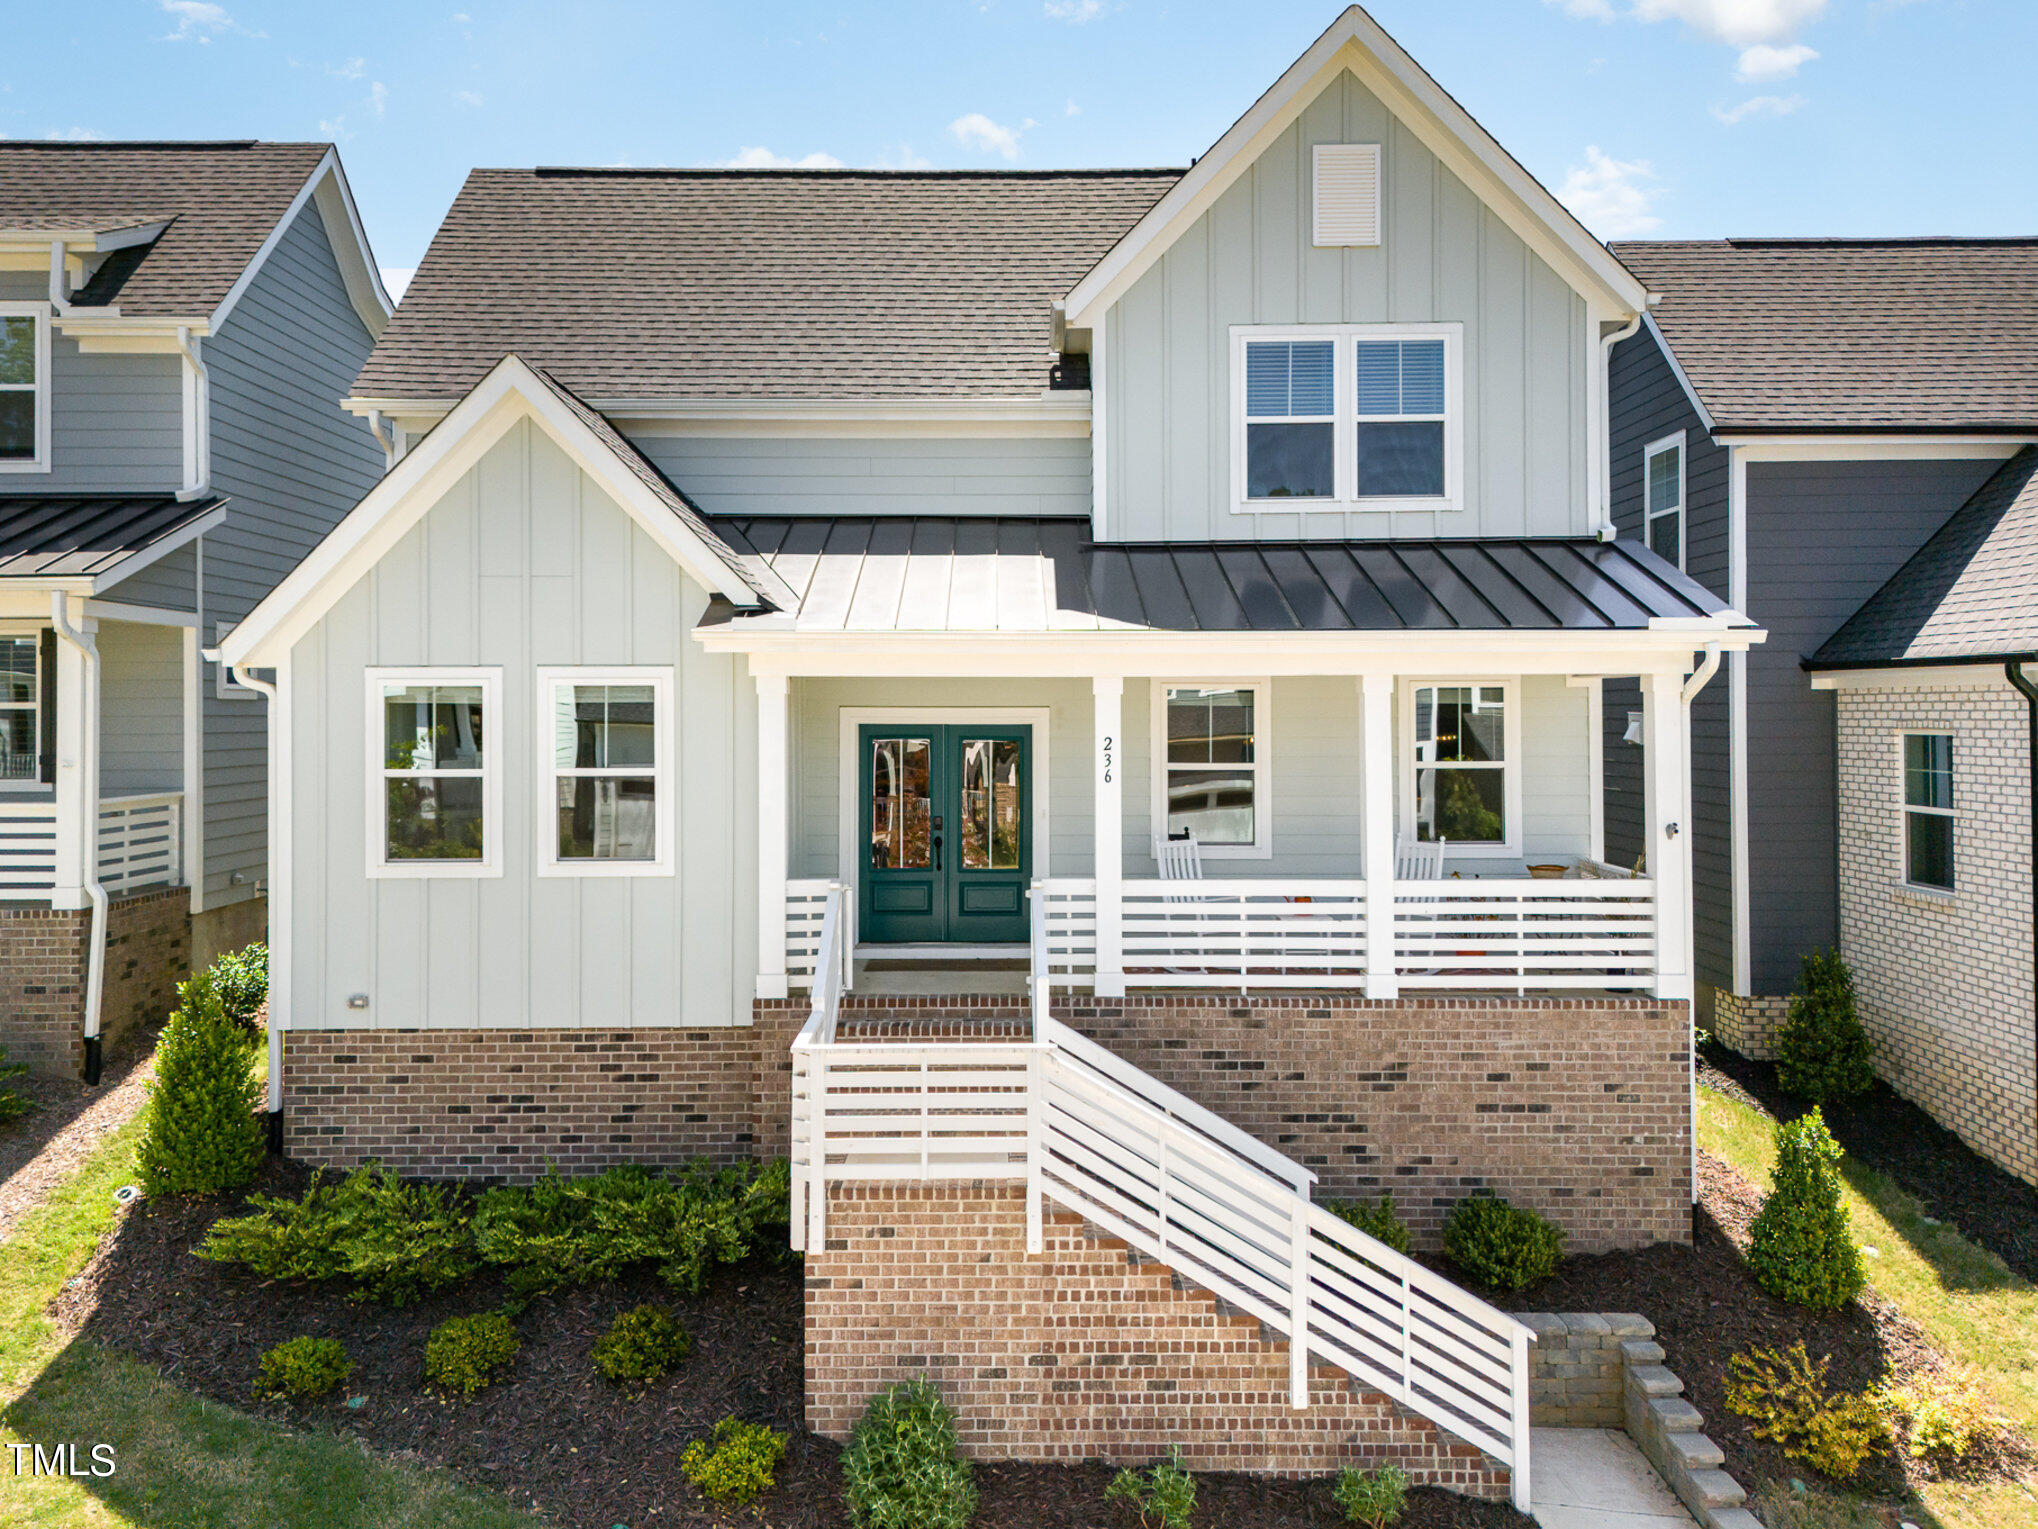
[858,723,1031,945]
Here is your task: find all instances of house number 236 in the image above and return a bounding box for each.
[1100,735,1114,784]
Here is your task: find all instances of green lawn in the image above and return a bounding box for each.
[1700,1086,2038,1529]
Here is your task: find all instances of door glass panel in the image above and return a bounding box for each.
[869,737,931,869]
[961,738,1022,870]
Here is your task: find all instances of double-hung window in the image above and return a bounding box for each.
[0,304,49,473]
[1405,681,1518,853]
[1644,432,1685,567]
[368,669,499,877]
[1234,324,1461,513]
[1901,733,1953,892]
[0,635,37,785]
[1154,681,1270,858]
[539,668,672,875]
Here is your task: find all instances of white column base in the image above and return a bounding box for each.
[756,974,790,1001]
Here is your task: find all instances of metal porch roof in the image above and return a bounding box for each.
[0,494,225,580]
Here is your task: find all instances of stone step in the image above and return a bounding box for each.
[1685,1468,1747,1511]
[1621,1338,1666,1365]
[1665,1431,1724,1471]
[1628,1363,1685,1398]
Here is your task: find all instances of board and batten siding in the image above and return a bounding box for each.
[1101,68,1589,543]
[287,418,758,1031]
[633,437,1091,520]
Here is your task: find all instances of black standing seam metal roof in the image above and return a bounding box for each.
[702,517,1742,633]
[0,494,225,579]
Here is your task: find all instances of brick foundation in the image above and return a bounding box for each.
[804,1181,1508,1493]
[0,887,189,1077]
[190,894,267,971]
[101,887,191,1051]
[1703,985,1791,1060]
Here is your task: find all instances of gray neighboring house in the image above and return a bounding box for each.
[1602,238,2038,1184]
[0,140,391,1078]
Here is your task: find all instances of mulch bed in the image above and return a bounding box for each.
[61,1156,1527,1529]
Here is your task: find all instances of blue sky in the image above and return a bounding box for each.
[4,1,2033,297]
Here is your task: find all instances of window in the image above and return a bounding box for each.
[1153,680,1270,857]
[1644,432,1685,568]
[367,669,499,877]
[1313,143,1382,247]
[1233,325,1461,513]
[0,304,49,473]
[1901,733,1953,892]
[1405,681,1519,853]
[214,620,261,700]
[0,635,37,785]
[540,668,672,876]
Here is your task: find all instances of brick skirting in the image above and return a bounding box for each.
[0,886,189,1078]
[804,1181,1508,1494]
[1704,986,1791,1061]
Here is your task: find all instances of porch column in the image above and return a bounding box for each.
[1644,667,1692,1001]
[755,671,790,1001]
[50,602,98,912]
[1092,675,1124,998]
[1359,669,1398,999]
[181,624,203,909]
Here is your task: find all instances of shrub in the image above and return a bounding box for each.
[842,1378,978,1529]
[1332,1464,1410,1528]
[135,973,264,1197]
[424,1311,519,1395]
[1877,1367,2002,1463]
[196,1164,477,1305]
[593,1303,692,1384]
[1442,1193,1564,1290]
[680,1418,787,1505]
[1725,1343,1888,1481]
[1105,1452,1195,1529]
[1322,1195,1413,1256]
[1750,1479,1889,1529]
[255,1336,352,1399]
[209,942,270,1034]
[1746,1109,1865,1310]
[0,1045,30,1126]
[1776,949,1875,1103]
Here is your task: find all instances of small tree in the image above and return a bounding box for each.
[209,942,270,1034]
[136,972,264,1197]
[1776,949,1875,1102]
[1747,1109,1865,1310]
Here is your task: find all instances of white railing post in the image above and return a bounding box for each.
[1288,1198,1310,1410]
[1092,676,1125,997]
[1358,671,1398,999]
[1511,1328,1534,1512]
[167,798,182,886]
[1028,881,1049,1032]
[1645,667,1691,1001]
[1025,1047,1044,1255]
[809,1047,829,1248]
[755,671,791,1001]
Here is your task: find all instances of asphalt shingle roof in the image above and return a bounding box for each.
[0,142,330,317]
[351,168,1183,403]
[1613,239,2038,433]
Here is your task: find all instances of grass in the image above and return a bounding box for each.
[1700,1086,2038,1529]
[0,1111,540,1528]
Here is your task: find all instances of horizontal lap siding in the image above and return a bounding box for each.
[97,619,184,794]
[632,436,1090,519]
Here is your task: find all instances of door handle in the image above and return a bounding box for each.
[933,833,942,871]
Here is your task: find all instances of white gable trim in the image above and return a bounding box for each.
[210,149,393,342]
[1062,7,1649,329]
[221,355,762,668]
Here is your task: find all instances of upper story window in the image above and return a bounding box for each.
[1232,325,1462,514]
[1901,732,1953,892]
[369,669,500,878]
[0,305,49,474]
[540,668,672,876]
[1154,680,1270,858]
[1404,680,1520,856]
[0,635,39,786]
[1645,431,1685,568]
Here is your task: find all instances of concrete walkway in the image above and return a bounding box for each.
[1530,1428,1699,1529]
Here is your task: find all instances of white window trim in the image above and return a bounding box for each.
[365,666,502,880]
[535,666,674,879]
[214,620,262,700]
[1643,430,1687,570]
[1149,678,1273,860]
[1897,729,1955,894]
[1399,678,1523,860]
[0,627,42,792]
[1229,323,1464,516]
[0,303,52,475]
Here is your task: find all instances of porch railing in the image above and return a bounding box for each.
[785,877,850,992]
[0,792,184,901]
[1389,878,1655,992]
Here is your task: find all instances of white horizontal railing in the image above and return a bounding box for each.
[1122,878,1367,991]
[1389,878,1656,992]
[99,793,182,895]
[785,877,845,991]
[0,800,59,898]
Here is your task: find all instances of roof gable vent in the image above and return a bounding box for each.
[1313,143,1381,248]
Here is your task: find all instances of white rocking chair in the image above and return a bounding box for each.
[1394,834,1447,976]
[1153,830,1204,977]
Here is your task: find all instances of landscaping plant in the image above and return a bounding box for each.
[1441,1193,1564,1290]
[255,1336,353,1399]
[679,1418,787,1505]
[1321,1195,1413,1255]
[208,942,270,1034]
[1746,1109,1866,1310]
[197,1164,478,1305]
[841,1377,979,1529]
[135,971,264,1197]
[592,1303,692,1384]
[1331,1464,1410,1528]
[1776,948,1875,1103]
[424,1310,520,1395]
[0,1043,30,1125]
[1105,1452,1195,1529]
[1876,1366,2002,1465]
[1725,1342,1888,1481]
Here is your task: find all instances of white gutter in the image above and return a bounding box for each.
[228,662,284,1114]
[50,593,107,1067]
[174,326,211,501]
[365,409,398,469]
[47,241,77,316]
[1597,309,1647,540]
[1681,641,1722,706]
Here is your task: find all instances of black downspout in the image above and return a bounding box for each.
[2005,660,2038,1167]
[82,1036,102,1086]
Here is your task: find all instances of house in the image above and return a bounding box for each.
[0,141,391,1078]
[1601,239,2038,1186]
[220,8,1764,1502]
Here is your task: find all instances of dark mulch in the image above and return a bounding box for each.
[63,1156,1528,1529]
[1701,1039,2038,1284]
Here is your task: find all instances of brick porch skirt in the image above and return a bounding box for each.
[0,886,190,1078]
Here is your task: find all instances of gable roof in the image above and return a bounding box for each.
[348,168,1179,407]
[1613,239,2038,434]
[1810,447,2038,669]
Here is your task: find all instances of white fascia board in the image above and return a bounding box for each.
[210,150,393,342]
[223,356,759,669]
[56,318,211,353]
[343,394,1094,439]
[1720,435,2033,459]
[1642,314,1715,435]
[88,503,230,596]
[1809,663,2015,692]
[1062,14,1647,329]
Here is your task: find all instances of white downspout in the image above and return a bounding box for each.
[174,326,210,502]
[365,409,398,470]
[230,664,284,1115]
[47,241,76,317]
[1597,310,1646,540]
[51,593,107,1073]
[1679,640,1722,1219]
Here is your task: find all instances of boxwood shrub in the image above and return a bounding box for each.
[593,1303,692,1384]
[1321,1194,1413,1255]
[1442,1193,1565,1291]
[842,1378,977,1529]
[424,1311,520,1395]
[255,1336,352,1399]
[680,1418,787,1505]
[135,972,264,1197]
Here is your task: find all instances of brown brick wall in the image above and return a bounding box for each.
[1704,985,1792,1060]
[804,1181,1508,1494]
[100,887,191,1050]
[0,887,189,1077]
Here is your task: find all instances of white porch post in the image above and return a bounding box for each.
[1359,669,1398,999]
[1092,675,1124,997]
[1645,667,1692,1001]
[181,623,204,910]
[50,602,98,912]
[755,671,790,1001]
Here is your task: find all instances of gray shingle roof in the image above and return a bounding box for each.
[351,168,1182,403]
[1613,239,2038,432]
[1810,447,2038,668]
[0,142,331,317]
[0,494,225,579]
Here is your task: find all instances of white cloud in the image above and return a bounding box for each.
[380,267,415,301]
[1044,0,1103,20]
[1065,98,1081,117]
[1556,146,1663,238]
[722,146,846,169]
[453,89,484,107]
[948,112,1028,160]
[1548,0,1617,16]
[451,10,471,20]
[317,116,348,141]
[327,56,366,79]
[158,0,258,42]
[368,81,388,117]
[1735,40,1818,78]
[1547,0,1826,47]
[44,126,109,141]
[873,143,933,170]
[1712,92,1805,123]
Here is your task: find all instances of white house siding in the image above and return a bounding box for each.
[97,619,184,796]
[632,437,1091,520]
[1836,679,2036,1188]
[286,418,758,1031]
[1101,69,1588,543]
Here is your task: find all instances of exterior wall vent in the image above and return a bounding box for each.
[1313,143,1382,248]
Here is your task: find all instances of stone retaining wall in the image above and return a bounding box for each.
[1518,1311,1651,1428]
